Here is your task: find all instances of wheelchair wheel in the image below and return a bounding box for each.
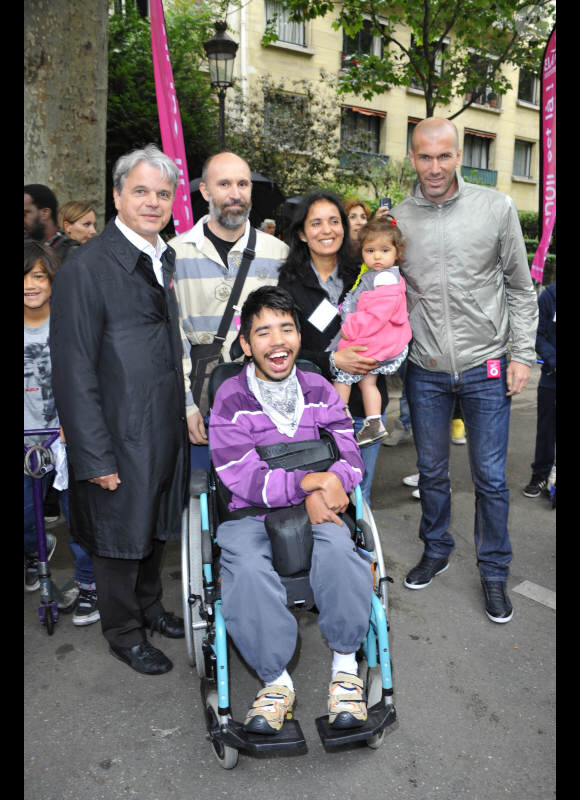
[181,497,207,675]
[205,690,239,770]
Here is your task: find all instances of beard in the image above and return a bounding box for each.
[25,219,47,242]
[208,196,251,230]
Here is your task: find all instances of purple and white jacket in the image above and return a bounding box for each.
[209,363,364,513]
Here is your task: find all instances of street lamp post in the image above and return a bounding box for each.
[203,21,238,151]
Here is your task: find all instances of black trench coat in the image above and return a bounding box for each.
[50,220,189,559]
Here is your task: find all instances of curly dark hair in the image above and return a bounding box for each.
[278,189,359,286]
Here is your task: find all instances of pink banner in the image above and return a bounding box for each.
[150,0,193,233]
[531,26,556,283]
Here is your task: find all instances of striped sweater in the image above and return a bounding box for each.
[209,363,364,513]
[169,216,289,415]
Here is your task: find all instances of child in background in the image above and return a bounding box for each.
[24,241,99,626]
[328,215,412,447]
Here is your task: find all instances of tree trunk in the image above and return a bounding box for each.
[24,0,109,230]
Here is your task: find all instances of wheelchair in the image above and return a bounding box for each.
[181,361,396,769]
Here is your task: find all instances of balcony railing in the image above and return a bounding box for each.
[461,165,497,186]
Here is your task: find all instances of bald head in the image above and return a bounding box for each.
[411,117,459,152]
[200,151,253,240]
[408,117,462,205]
[201,151,251,183]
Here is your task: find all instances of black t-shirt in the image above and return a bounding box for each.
[204,223,241,268]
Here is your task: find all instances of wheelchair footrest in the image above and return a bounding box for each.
[219,718,308,756]
[315,700,396,749]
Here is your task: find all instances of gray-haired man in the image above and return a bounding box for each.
[50,145,189,675]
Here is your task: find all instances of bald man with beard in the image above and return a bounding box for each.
[169,152,289,457]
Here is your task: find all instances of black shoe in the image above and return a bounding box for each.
[523,473,548,498]
[145,611,185,639]
[109,641,173,674]
[481,580,513,623]
[404,553,449,589]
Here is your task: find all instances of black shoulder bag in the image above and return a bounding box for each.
[189,226,257,417]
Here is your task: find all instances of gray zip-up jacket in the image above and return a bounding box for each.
[393,174,538,378]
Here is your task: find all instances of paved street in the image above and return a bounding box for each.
[24,364,555,800]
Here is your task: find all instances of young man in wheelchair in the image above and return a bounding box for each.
[208,286,374,735]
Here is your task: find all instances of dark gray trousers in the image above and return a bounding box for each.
[217,517,373,683]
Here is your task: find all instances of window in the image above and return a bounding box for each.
[265,1,305,47]
[463,132,492,170]
[466,55,501,108]
[518,70,540,105]
[340,107,382,153]
[341,19,382,68]
[461,129,498,185]
[407,118,422,153]
[513,140,533,178]
[409,36,446,90]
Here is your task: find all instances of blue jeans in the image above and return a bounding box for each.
[405,359,512,580]
[24,474,95,585]
[397,360,411,429]
[353,413,385,505]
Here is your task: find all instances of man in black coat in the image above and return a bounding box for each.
[50,145,189,675]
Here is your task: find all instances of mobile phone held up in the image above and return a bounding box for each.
[379,197,392,209]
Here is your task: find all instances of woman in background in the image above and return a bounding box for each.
[58,201,97,244]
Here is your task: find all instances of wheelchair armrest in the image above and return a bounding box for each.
[189,469,209,498]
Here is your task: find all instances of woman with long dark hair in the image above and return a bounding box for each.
[278,189,389,504]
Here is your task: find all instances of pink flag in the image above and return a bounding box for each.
[531,26,556,284]
[150,0,193,233]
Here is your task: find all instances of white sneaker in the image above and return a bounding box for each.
[402,473,419,487]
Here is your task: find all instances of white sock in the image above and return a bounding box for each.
[332,651,358,678]
[366,414,381,420]
[266,669,294,691]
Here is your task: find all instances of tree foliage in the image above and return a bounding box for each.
[106,0,218,222]
[226,75,343,197]
[263,0,555,118]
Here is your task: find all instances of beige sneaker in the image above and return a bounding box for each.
[328,672,367,729]
[243,685,295,734]
[356,418,387,448]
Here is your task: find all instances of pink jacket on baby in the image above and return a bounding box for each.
[337,277,412,362]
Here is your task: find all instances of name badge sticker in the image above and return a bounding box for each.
[307,298,339,332]
[487,359,501,379]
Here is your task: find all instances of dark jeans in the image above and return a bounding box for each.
[406,358,512,580]
[353,413,385,505]
[531,385,556,477]
[24,474,94,584]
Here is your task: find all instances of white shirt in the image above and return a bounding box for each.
[115,216,167,287]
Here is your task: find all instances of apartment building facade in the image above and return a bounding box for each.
[226,1,542,211]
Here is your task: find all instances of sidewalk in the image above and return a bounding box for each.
[24,364,555,800]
